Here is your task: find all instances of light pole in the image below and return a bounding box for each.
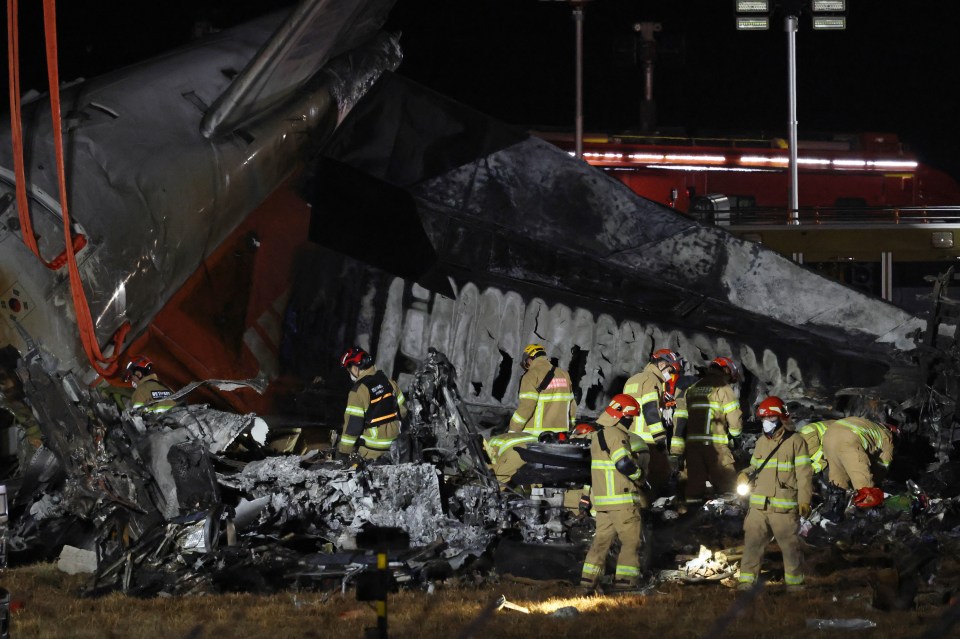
[542,0,593,159]
[735,0,847,225]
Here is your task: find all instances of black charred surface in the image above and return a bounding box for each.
[318,72,919,398]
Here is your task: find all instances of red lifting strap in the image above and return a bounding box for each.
[6,0,129,376]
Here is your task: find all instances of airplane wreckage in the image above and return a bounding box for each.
[2,0,960,603]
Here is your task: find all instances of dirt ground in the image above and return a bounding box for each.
[2,556,958,639]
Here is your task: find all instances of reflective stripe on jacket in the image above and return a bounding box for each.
[622,363,666,444]
[339,367,407,453]
[510,356,577,435]
[799,420,828,472]
[672,372,741,453]
[131,374,175,412]
[830,416,894,468]
[747,430,813,513]
[588,412,649,510]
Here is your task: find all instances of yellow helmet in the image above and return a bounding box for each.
[522,344,546,360]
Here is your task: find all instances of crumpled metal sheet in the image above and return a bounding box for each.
[0,3,401,382]
[232,458,492,558]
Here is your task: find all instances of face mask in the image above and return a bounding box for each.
[762,419,779,435]
[661,367,673,381]
[349,372,358,382]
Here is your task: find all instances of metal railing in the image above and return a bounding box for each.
[692,205,960,227]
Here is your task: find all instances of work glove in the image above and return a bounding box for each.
[798,503,812,518]
[654,437,667,452]
[729,435,743,452]
[578,495,592,515]
[737,471,750,487]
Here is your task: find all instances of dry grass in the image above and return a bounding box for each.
[1,560,957,639]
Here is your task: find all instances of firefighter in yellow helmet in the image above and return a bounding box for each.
[622,348,683,494]
[487,344,577,484]
[510,344,577,436]
[124,356,175,412]
[670,356,743,503]
[737,396,812,591]
[580,394,650,593]
[337,346,407,460]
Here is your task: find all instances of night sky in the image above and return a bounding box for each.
[3,0,959,179]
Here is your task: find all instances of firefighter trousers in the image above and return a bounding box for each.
[685,444,736,501]
[739,508,804,586]
[822,427,873,490]
[581,506,643,586]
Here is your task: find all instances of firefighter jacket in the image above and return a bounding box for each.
[510,356,577,435]
[799,420,828,473]
[131,374,175,412]
[338,367,407,454]
[669,371,742,455]
[827,416,894,470]
[622,363,667,445]
[587,412,650,510]
[747,428,813,514]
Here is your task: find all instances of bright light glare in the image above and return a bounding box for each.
[740,155,788,165]
[812,0,845,12]
[534,595,634,614]
[664,154,726,163]
[736,483,751,496]
[812,16,846,30]
[833,159,867,167]
[735,0,769,12]
[736,16,769,30]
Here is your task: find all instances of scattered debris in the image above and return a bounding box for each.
[494,595,530,614]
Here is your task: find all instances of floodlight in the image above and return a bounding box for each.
[736,16,770,30]
[811,0,845,12]
[812,16,846,29]
[735,0,770,12]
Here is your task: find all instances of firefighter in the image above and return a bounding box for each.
[669,356,743,503]
[737,396,812,591]
[337,346,407,460]
[510,344,577,436]
[798,419,829,474]
[622,348,682,495]
[0,353,42,469]
[488,344,577,484]
[580,394,650,593]
[820,416,893,491]
[124,355,175,412]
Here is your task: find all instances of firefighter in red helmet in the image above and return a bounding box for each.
[580,394,650,593]
[737,396,812,591]
[622,348,683,495]
[669,356,743,504]
[337,346,407,460]
[124,355,175,412]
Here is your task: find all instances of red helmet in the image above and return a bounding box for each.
[852,486,885,509]
[124,355,153,381]
[605,393,640,421]
[573,422,597,435]
[711,356,741,382]
[652,348,683,372]
[339,346,372,369]
[757,396,788,420]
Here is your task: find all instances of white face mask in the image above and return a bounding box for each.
[660,366,673,381]
[349,372,358,382]
[762,419,779,434]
